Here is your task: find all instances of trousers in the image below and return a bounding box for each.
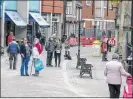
[20,56,30,75]
[9,53,17,69]
[55,52,61,67]
[102,52,107,61]
[47,51,53,65]
[108,84,121,98]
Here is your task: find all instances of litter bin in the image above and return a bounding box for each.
[92,40,101,57]
[127,57,133,76]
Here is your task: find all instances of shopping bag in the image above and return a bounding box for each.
[35,59,44,72]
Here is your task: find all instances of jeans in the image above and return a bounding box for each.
[102,52,107,61]
[108,84,121,98]
[55,52,61,67]
[9,53,17,69]
[20,56,30,75]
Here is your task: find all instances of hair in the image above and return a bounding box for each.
[112,53,119,60]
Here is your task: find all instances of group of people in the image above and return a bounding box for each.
[7,32,43,76]
[6,32,72,76]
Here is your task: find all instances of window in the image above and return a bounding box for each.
[66,6,73,15]
[109,3,113,10]
[86,0,91,6]
[104,0,107,8]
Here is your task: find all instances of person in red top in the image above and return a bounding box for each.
[101,40,108,61]
[34,38,43,55]
[8,32,15,45]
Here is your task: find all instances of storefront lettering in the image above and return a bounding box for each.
[12,13,21,21]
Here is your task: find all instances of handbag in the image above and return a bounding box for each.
[35,59,44,72]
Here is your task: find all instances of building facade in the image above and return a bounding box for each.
[41,0,63,40]
[0,1,49,47]
[81,0,116,38]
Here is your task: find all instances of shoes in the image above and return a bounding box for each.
[49,65,53,67]
[13,68,16,70]
[21,74,25,76]
[32,74,39,76]
[25,73,29,76]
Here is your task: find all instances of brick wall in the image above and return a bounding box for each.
[41,0,63,14]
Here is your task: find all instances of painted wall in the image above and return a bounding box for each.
[29,0,40,12]
[5,1,17,10]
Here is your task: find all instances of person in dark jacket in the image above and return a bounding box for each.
[20,38,31,76]
[7,38,20,69]
[54,39,62,67]
[45,37,55,67]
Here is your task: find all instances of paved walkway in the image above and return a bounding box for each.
[1,46,126,98]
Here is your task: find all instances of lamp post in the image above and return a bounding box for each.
[76,2,82,69]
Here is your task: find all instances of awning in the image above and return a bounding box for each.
[5,11,27,26]
[29,12,50,27]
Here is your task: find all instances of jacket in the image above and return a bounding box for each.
[45,40,55,52]
[8,35,14,45]
[32,47,40,59]
[104,60,130,84]
[65,40,70,50]
[7,41,19,54]
[101,42,107,53]
[55,42,62,53]
[20,44,31,58]
[35,43,42,54]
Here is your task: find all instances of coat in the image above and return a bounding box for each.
[32,47,40,59]
[7,41,19,54]
[8,35,14,45]
[20,44,31,58]
[101,42,107,53]
[104,60,130,84]
[35,43,42,54]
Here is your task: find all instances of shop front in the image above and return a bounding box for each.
[28,1,49,44]
[4,1,27,46]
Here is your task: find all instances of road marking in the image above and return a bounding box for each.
[61,54,90,97]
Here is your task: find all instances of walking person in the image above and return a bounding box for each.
[101,40,108,61]
[104,53,131,98]
[64,38,71,60]
[54,39,62,67]
[45,37,55,67]
[7,32,15,45]
[32,38,43,76]
[20,38,31,76]
[7,38,20,69]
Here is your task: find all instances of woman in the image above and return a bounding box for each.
[64,38,71,59]
[32,38,43,76]
[20,38,31,76]
[54,39,62,67]
[101,40,108,61]
[104,54,131,98]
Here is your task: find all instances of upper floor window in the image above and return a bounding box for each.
[104,0,107,8]
[66,6,73,15]
[86,0,91,6]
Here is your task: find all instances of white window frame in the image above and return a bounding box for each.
[86,0,91,6]
[66,6,73,15]
[104,0,107,8]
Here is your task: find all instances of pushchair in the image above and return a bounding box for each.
[123,76,133,98]
[64,50,72,60]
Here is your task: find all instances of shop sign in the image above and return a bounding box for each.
[29,0,40,12]
[5,1,17,10]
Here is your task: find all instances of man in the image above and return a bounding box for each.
[45,37,55,67]
[20,38,31,76]
[8,32,15,45]
[7,38,20,69]
[104,54,131,98]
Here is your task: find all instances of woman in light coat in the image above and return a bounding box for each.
[32,38,43,76]
[104,53,131,98]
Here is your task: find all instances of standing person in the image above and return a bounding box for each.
[20,38,31,76]
[32,38,43,76]
[64,38,71,59]
[7,38,20,69]
[7,32,15,45]
[54,39,62,67]
[101,40,108,61]
[45,37,55,67]
[36,32,41,40]
[104,53,131,98]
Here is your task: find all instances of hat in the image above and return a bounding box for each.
[112,53,119,60]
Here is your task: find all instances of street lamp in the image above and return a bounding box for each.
[76,2,83,69]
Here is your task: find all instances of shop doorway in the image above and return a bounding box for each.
[4,21,15,46]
